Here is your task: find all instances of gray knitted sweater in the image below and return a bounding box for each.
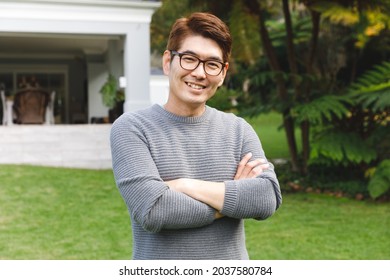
[110,104,282,260]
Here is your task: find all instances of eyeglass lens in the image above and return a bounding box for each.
[178,53,224,76]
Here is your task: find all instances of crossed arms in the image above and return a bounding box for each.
[166,152,270,218]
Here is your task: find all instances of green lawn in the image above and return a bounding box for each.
[0,165,388,260]
[0,165,131,259]
[246,193,389,259]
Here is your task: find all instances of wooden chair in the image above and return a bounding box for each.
[13,89,49,124]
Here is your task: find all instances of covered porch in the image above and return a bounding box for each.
[0,1,165,169]
[0,0,161,124]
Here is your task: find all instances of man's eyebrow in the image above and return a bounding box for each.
[182,50,223,62]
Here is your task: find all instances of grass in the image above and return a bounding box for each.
[0,165,131,259]
[0,165,389,260]
[245,112,301,159]
[246,193,389,259]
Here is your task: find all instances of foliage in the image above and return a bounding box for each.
[367,160,390,199]
[206,86,241,112]
[229,0,261,65]
[310,60,389,162]
[307,59,389,199]
[276,159,370,198]
[150,0,193,54]
[310,1,359,26]
[310,0,390,48]
[99,74,124,109]
[150,0,390,198]
[348,60,390,112]
[266,13,313,48]
[294,95,351,125]
[310,130,377,165]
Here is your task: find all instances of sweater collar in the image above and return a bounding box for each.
[154,104,212,124]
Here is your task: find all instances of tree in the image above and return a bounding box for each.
[150,1,390,197]
[150,0,193,54]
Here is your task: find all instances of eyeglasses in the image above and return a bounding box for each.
[170,50,226,76]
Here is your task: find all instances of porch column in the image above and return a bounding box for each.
[123,22,151,112]
[107,40,123,79]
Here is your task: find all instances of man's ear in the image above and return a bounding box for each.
[218,63,229,87]
[162,50,171,75]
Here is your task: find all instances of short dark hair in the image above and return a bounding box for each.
[166,12,232,63]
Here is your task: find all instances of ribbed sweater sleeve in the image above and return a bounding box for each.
[221,121,282,219]
[110,112,216,233]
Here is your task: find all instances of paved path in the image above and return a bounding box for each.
[0,124,112,169]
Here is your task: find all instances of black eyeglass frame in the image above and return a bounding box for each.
[170,50,227,76]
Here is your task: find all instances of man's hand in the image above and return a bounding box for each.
[234,153,269,180]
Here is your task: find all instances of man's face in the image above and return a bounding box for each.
[162,35,228,116]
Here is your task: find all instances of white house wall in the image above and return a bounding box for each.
[150,75,169,105]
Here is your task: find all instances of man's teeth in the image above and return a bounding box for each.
[187,82,204,89]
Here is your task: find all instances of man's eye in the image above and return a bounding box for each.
[206,61,221,69]
[182,55,198,63]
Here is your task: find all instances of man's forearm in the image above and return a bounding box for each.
[165,153,270,216]
[166,178,225,211]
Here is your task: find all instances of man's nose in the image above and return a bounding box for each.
[191,62,207,78]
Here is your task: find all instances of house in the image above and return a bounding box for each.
[0,0,167,124]
[0,0,169,169]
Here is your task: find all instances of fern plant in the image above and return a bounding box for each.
[294,95,351,125]
[310,130,378,165]
[348,60,390,113]
[307,60,390,199]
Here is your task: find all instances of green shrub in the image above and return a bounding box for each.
[367,160,390,199]
[277,162,370,198]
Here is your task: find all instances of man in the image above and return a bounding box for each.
[110,12,282,260]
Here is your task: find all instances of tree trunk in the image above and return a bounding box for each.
[282,0,300,93]
[283,110,300,172]
[300,9,321,174]
[301,120,310,174]
[253,1,300,172]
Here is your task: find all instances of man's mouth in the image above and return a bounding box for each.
[186,82,206,90]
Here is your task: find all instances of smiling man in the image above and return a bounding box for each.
[110,12,282,260]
